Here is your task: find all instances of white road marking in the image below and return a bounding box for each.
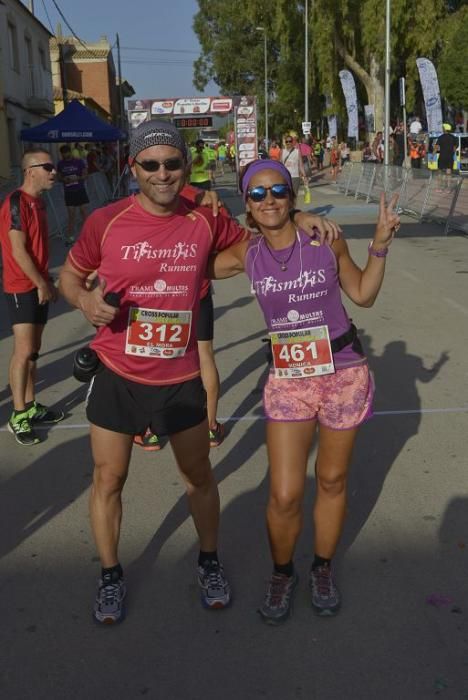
[443,297,468,317]
[1,405,468,432]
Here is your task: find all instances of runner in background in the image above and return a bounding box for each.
[217,142,227,176]
[268,140,282,161]
[56,144,89,245]
[208,159,400,625]
[0,149,65,446]
[190,139,211,190]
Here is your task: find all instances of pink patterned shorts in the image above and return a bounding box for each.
[263,364,374,429]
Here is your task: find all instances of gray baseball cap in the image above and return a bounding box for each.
[129,119,187,161]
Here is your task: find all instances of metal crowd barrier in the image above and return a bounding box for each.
[45,172,111,240]
[335,162,467,236]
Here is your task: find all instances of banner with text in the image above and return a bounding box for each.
[339,70,359,141]
[416,58,443,133]
[234,96,258,170]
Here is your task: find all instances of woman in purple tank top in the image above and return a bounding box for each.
[209,160,400,625]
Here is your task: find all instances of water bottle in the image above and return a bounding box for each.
[73,291,121,382]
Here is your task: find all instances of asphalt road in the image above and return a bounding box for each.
[1,174,467,700]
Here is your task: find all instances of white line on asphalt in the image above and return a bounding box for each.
[443,297,468,317]
[400,270,421,283]
[1,405,468,432]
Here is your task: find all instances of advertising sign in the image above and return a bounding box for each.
[416,58,443,134]
[339,70,359,141]
[127,97,234,117]
[233,96,258,169]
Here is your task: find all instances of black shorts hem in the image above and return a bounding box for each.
[4,289,49,325]
[86,367,207,436]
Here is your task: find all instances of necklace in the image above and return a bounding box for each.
[264,234,297,271]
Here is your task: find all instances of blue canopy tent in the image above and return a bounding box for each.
[20,99,125,142]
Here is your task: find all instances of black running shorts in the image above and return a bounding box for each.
[64,188,89,207]
[196,289,214,342]
[4,289,49,326]
[86,366,207,435]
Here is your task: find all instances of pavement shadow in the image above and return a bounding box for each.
[340,333,449,557]
[0,434,92,560]
[213,295,253,321]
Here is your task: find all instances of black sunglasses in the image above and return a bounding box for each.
[247,184,291,202]
[285,139,293,143]
[134,157,184,172]
[26,162,55,172]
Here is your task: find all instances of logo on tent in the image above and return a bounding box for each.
[48,130,59,139]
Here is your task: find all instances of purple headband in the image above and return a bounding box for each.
[242,159,293,201]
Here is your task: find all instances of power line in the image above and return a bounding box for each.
[49,0,96,58]
[120,60,194,66]
[119,46,200,55]
[40,0,54,34]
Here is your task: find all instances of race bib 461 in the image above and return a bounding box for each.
[270,325,335,378]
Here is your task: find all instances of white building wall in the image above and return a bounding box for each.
[0,0,53,175]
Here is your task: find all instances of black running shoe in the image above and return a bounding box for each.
[28,401,65,424]
[93,575,127,625]
[8,412,41,446]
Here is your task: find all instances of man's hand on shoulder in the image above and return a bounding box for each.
[293,210,342,245]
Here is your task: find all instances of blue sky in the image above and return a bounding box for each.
[30,0,219,99]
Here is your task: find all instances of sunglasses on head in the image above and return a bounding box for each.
[26,162,55,172]
[134,157,184,172]
[285,139,293,143]
[247,183,290,202]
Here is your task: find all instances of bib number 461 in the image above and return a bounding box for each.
[278,342,318,363]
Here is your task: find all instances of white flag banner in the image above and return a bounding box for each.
[328,115,337,138]
[416,58,443,133]
[364,105,375,133]
[339,70,359,140]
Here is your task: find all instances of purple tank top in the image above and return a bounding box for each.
[245,229,366,369]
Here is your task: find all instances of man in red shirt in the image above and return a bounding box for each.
[59,120,342,626]
[0,149,64,445]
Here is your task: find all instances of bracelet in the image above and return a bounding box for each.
[368,241,388,258]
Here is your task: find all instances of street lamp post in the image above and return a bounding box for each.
[304,0,309,124]
[256,27,268,150]
[384,0,391,166]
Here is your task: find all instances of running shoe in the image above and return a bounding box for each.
[209,422,225,448]
[93,575,127,625]
[309,565,341,616]
[133,429,161,451]
[258,571,298,626]
[28,401,65,424]
[197,560,231,609]
[8,411,41,446]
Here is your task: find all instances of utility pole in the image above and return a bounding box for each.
[116,33,123,130]
[304,0,309,123]
[384,0,391,165]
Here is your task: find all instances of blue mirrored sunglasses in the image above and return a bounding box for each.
[247,183,291,202]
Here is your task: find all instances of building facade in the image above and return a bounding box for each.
[0,0,54,178]
[50,34,122,124]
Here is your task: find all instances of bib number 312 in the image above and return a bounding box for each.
[125,307,192,358]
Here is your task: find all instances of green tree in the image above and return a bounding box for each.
[437,6,468,108]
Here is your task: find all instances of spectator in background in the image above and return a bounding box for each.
[299,137,313,180]
[98,145,115,190]
[435,124,457,177]
[281,135,306,195]
[409,116,423,136]
[393,126,405,167]
[372,132,384,163]
[72,142,87,160]
[268,139,281,161]
[56,144,89,244]
[86,144,101,175]
[409,138,425,169]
